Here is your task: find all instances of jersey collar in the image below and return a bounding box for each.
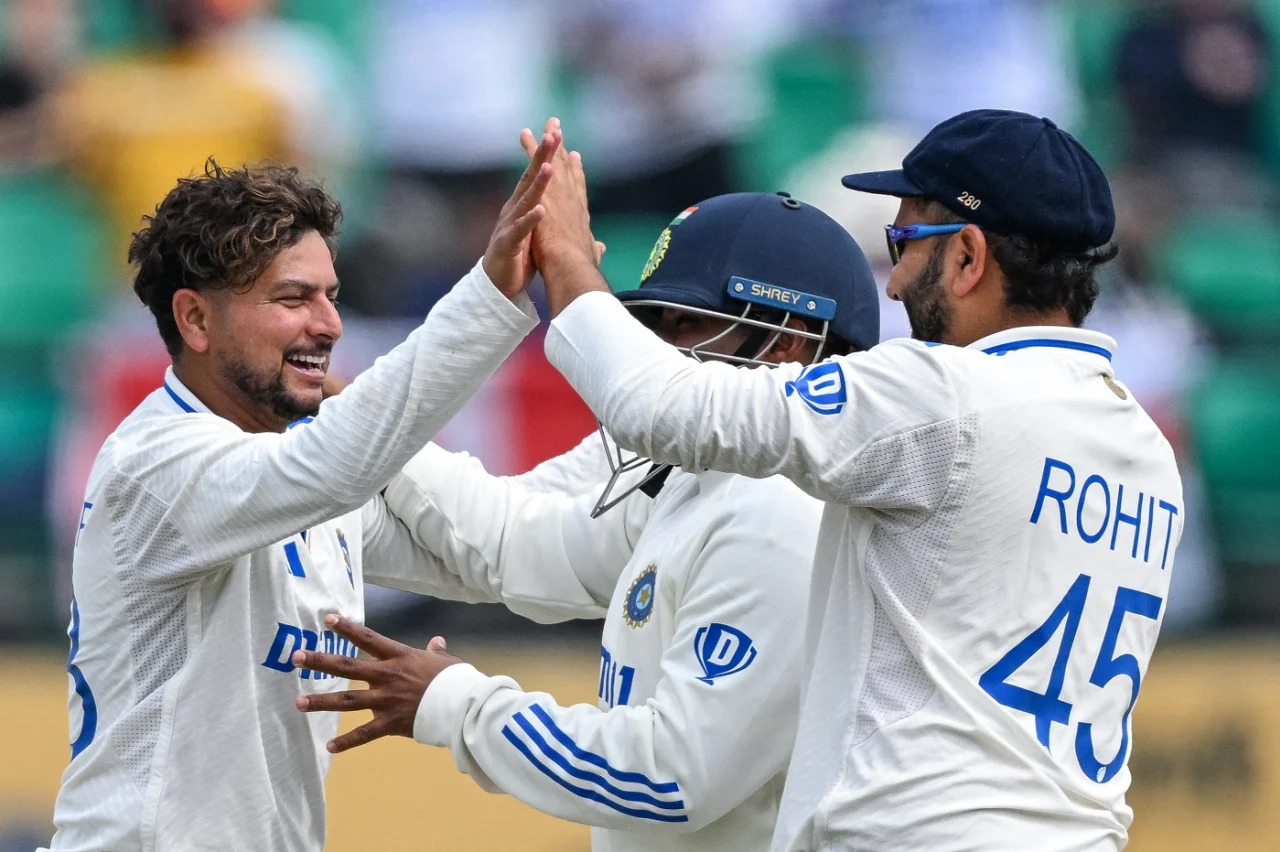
[966,326,1117,362]
[161,366,212,415]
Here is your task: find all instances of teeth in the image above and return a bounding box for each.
[291,354,326,367]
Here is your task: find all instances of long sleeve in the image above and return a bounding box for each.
[359,493,497,604]
[108,261,538,584]
[381,442,652,622]
[545,291,960,510]
[412,478,819,833]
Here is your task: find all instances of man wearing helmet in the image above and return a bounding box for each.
[293,190,880,851]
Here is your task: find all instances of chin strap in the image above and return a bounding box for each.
[638,464,673,498]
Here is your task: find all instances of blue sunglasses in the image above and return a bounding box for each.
[884,223,968,266]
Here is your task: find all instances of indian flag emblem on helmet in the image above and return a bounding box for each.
[640,206,698,283]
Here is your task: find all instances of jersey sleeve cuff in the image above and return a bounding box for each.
[465,258,539,328]
[414,662,491,747]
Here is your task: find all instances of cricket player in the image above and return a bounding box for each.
[533,110,1185,851]
[291,190,881,852]
[47,125,564,852]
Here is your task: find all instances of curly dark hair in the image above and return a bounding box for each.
[923,201,1118,326]
[129,158,343,357]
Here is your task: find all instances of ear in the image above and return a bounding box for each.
[172,289,214,354]
[948,224,989,299]
[763,315,818,365]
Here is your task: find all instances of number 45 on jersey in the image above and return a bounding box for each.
[979,574,1162,784]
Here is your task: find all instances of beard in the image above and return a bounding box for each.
[222,356,321,424]
[899,242,953,343]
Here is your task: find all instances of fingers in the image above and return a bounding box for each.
[324,614,414,661]
[427,636,447,653]
[296,687,380,713]
[520,128,537,160]
[513,162,553,219]
[498,203,546,253]
[570,150,589,203]
[594,240,607,266]
[292,648,383,682]
[327,719,390,755]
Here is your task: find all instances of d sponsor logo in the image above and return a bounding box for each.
[694,623,757,685]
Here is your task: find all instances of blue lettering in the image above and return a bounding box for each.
[1030,458,1075,533]
[1158,500,1179,570]
[1109,484,1143,558]
[1030,457,1179,568]
[597,644,637,708]
[76,502,94,548]
[1077,475,1111,544]
[283,541,306,578]
[598,646,612,701]
[261,622,318,675]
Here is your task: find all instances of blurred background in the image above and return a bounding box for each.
[0,0,1277,848]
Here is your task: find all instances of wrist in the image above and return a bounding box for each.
[542,251,610,318]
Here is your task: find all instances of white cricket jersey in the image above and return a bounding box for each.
[381,434,822,852]
[547,292,1184,852]
[48,262,536,852]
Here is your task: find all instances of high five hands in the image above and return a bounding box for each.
[480,116,611,311]
[519,118,613,316]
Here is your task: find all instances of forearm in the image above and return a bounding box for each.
[169,262,539,564]
[383,444,633,621]
[541,250,610,319]
[417,666,698,831]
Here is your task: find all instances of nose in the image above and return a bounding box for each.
[309,294,343,341]
[885,270,904,303]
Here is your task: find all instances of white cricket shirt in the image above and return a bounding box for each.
[382,434,821,851]
[547,292,1184,852]
[48,262,536,852]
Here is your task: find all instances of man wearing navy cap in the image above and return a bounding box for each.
[534,110,1185,850]
[293,189,882,851]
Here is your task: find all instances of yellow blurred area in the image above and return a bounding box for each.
[5,639,1280,851]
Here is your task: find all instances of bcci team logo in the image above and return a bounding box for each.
[784,361,848,415]
[693,623,757,685]
[336,529,353,587]
[640,206,697,283]
[624,566,658,628]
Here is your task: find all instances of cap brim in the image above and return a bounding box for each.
[841,169,924,197]
[615,284,721,312]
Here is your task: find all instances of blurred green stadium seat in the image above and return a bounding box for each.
[1259,0,1280,172]
[1155,213,1280,342]
[1188,358,1280,619]
[0,375,57,516]
[1064,0,1138,170]
[592,214,666,293]
[280,0,370,65]
[0,173,105,348]
[734,39,867,192]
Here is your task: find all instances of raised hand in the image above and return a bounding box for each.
[517,123,613,316]
[292,614,463,754]
[481,121,562,299]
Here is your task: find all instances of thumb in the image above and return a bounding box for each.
[427,636,448,653]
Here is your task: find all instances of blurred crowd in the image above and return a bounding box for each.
[0,0,1278,640]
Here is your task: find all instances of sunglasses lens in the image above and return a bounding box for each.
[884,229,900,265]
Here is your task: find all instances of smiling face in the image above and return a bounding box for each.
[206,230,341,425]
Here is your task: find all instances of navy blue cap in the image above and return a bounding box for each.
[615,192,880,352]
[841,109,1115,250]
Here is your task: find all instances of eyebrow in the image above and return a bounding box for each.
[269,278,341,297]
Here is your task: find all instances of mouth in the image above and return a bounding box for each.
[283,352,329,384]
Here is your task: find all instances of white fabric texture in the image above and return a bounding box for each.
[48,262,537,852]
[547,292,1184,852]
[383,438,821,851]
